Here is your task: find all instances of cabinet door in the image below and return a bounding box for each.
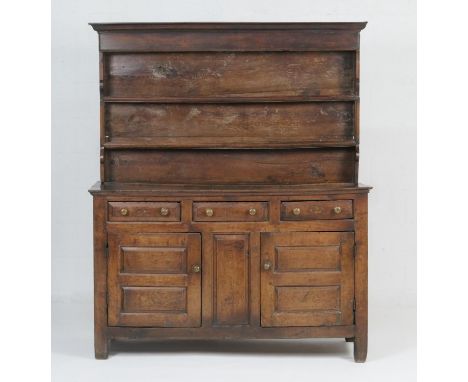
[261,232,354,327]
[107,232,201,327]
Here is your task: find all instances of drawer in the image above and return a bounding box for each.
[281,200,353,221]
[193,202,268,222]
[108,202,181,222]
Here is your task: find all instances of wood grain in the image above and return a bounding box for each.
[108,201,180,221]
[107,232,201,327]
[106,148,356,184]
[97,29,361,52]
[106,52,355,98]
[193,202,268,222]
[281,200,353,220]
[261,232,354,327]
[213,235,250,325]
[106,102,355,146]
[89,22,370,361]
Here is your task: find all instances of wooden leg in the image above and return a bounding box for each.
[345,337,354,342]
[95,336,109,359]
[354,335,367,363]
[353,194,368,363]
[93,196,109,360]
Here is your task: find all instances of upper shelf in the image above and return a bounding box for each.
[103,137,357,150]
[103,96,359,104]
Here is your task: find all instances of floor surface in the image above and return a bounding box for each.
[52,301,415,381]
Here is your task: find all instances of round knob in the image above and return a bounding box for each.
[292,207,301,216]
[160,207,169,216]
[192,264,201,273]
[205,208,214,217]
[249,208,257,216]
[120,208,128,216]
[334,206,342,214]
[263,260,272,271]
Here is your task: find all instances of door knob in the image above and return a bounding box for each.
[192,264,201,273]
[263,260,272,271]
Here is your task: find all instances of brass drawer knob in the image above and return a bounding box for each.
[263,260,272,271]
[205,208,214,217]
[120,208,129,216]
[334,206,342,214]
[249,208,257,216]
[292,207,301,216]
[160,207,169,216]
[192,264,201,273]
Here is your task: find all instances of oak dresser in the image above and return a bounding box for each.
[89,22,371,362]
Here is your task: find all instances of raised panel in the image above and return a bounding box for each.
[276,246,340,272]
[122,247,186,274]
[261,232,354,327]
[122,287,186,312]
[106,102,355,146]
[106,52,355,98]
[276,286,340,312]
[213,235,250,325]
[106,148,355,184]
[107,232,201,327]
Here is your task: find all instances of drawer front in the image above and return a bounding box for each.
[281,200,353,220]
[108,202,181,222]
[193,202,268,222]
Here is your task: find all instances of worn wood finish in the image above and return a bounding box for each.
[90,22,369,361]
[106,149,356,184]
[281,200,353,220]
[353,194,368,362]
[91,22,366,52]
[105,102,355,147]
[213,234,250,325]
[193,202,268,222]
[106,52,355,99]
[261,232,354,327]
[107,232,201,327]
[108,201,180,221]
[93,196,108,359]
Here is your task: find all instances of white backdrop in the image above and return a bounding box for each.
[52,0,415,311]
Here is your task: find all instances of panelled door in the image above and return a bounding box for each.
[107,232,201,327]
[260,232,354,327]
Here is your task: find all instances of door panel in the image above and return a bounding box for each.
[108,232,201,327]
[261,232,354,327]
[213,234,250,325]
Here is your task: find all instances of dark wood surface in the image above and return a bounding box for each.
[106,52,355,98]
[89,22,369,361]
[105,148,356,184]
